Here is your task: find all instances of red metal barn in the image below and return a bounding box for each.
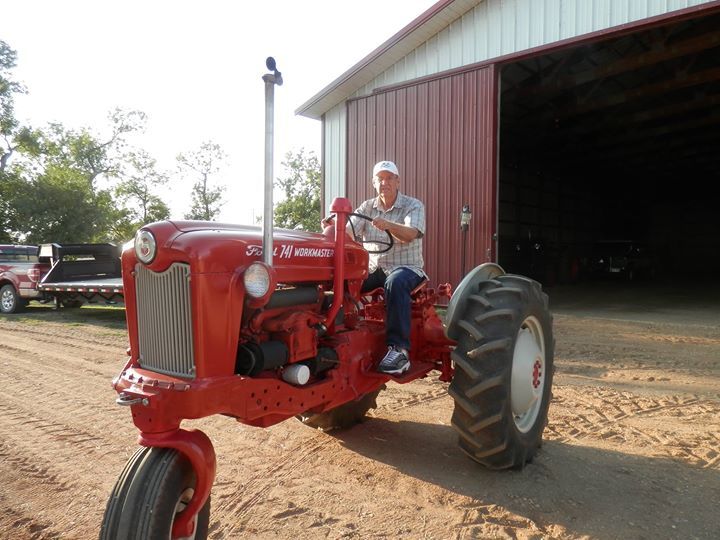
[298,0,720,287]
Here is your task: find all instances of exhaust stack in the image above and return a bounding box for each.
[262,57,283,266]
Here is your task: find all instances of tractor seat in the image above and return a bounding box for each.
[410,278,428,298]
[364,278,428,299]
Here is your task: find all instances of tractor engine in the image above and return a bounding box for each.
[123,219,368,381]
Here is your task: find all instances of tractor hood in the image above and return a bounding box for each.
[127,220,369,283]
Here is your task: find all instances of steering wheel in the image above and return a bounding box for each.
[324,213,394,254]
[349,213,394,254]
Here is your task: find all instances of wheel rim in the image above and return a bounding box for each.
[511,315,546,433]
[1,289,15,311]
[172,488,197,540]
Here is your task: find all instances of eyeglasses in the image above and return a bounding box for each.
[373,176,397,185]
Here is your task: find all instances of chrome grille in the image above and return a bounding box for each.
[135,262,195,379]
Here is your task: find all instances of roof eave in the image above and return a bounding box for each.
[296,0,481,120]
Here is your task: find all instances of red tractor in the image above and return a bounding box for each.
[101,60,554,540]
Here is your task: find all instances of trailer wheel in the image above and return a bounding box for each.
[100,447,210,540]
[297,385,385,431]
[0,284,25,314]
[447,275,554,469]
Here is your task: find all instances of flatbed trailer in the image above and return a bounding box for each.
[37,243,124,307]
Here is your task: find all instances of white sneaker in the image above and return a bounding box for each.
[377,346,410,375]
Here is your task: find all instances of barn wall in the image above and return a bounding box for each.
[321,0,717,207]
[345,66,498,285]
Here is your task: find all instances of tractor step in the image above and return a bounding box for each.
[364,360,436,384]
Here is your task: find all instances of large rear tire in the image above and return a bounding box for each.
[100,447,210,540]
[298,386,385,431]
[447,274,554,469]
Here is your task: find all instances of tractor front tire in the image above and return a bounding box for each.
[100,447,210,540]
[448,274,554,469]
[298,385,385,431]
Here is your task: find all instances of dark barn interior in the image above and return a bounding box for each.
[497,11,720,285]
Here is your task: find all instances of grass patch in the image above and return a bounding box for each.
[17,303,127,331]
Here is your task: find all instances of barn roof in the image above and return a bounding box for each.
[295,0,480,120]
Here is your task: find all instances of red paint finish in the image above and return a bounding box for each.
[113,201,456,536]
[346,65,498,285]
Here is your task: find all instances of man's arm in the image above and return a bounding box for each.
[371,218,420,243]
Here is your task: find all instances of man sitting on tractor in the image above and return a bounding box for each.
[350,160,426,375]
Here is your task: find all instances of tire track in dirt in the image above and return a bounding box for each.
[547,385,720,469]
[0,323,137,539]
[0,320,124,351]
[0,328,125,377]
[376,383,450,413]
[453,501,553,540]
[208,435,336,538]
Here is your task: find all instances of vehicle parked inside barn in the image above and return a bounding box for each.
[100,60,555,540]
[588,240,655,281]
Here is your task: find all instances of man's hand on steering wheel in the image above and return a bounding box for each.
[349,213,394,254]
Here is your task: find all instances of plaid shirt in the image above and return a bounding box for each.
[350,192,426,277]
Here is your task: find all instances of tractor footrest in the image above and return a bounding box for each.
[364,360,436,384]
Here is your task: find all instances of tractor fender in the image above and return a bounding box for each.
[444,262,506,341]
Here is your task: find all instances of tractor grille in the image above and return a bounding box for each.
[135,263,195,379]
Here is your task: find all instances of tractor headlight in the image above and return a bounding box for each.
[134,229,157,264]
[244,262,271,298]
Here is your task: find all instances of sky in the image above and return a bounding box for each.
[1,0,437,225]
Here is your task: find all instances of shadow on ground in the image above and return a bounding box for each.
[333,418,719,539]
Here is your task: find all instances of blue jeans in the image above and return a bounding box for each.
[362,267,424,351]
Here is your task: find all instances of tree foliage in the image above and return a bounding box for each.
[1,103,152,243]
[113,149,170,239]
[1,40,27,174]
[177,141,227,221]
[274,149,321,232]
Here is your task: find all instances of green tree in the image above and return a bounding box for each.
[178,141,226,220]
[274,149,321,232]
[6,110,147,243]
[0,40,27,174]
[113,149,170,239]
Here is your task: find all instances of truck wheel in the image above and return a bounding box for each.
[100,447,210,540]
[0,284,25,314]
[447,275,554,469]
[297,385,385,431]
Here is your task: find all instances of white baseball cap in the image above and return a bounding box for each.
[373,160,399,177]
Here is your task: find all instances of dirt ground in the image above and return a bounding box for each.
[0,281,718,540]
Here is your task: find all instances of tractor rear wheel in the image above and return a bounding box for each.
[100,446,210,540]
[298,385,385,430]
[447,275,554,469]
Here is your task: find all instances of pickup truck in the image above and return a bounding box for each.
[0,244,50,314]
[0,243,124,314]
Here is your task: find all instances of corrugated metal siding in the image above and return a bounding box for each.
[356,0,717,95]
[323,0,716,204]
[346,66,497,285]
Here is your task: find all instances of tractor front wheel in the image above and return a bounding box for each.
[298,385,385,430]
[100,447,210,540]
[447,274,554,469]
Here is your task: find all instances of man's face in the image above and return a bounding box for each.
[373,171,399,198]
